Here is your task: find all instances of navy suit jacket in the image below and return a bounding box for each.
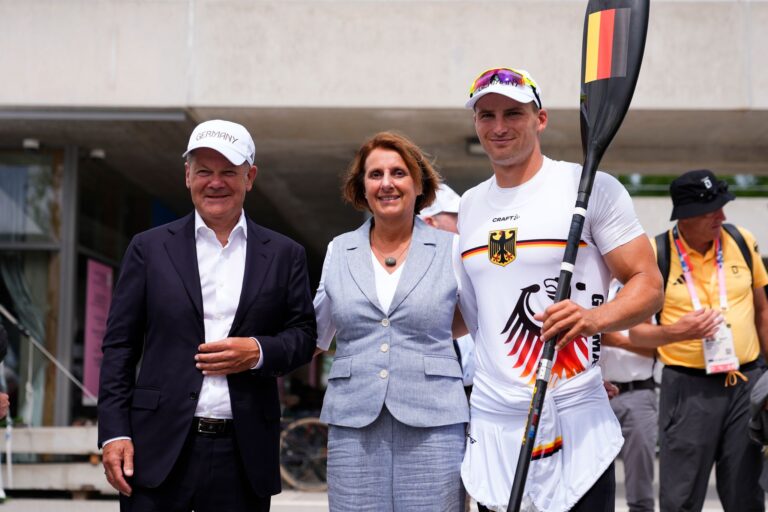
[97,212,317,496]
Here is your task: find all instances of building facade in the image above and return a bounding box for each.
[1,0,767,425]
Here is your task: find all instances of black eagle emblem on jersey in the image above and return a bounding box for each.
[500,283,589,384]
[489,229,517,267]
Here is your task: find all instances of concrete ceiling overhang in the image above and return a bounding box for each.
[2,107,767,280]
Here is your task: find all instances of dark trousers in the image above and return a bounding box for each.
[659,364,765,512]
[477,462,615,512]
[119,426,271,512]
[571,462,616,512]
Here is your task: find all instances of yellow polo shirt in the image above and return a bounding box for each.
[653,226,768,368]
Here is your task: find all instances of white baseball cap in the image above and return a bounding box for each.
[419,184,461,218]
[465,67,542,110]
[182,119,256,165]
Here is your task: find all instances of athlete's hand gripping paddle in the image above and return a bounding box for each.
[506,1,649,510]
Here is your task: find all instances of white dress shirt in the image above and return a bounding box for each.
[102,210,262,446]
[194,210,263,418]
[599,279,654,383]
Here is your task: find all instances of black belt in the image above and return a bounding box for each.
[192,417,233,437]
[666,359,760,377]
[612,377,655,394]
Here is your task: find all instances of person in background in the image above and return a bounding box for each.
[313,131,469,511]
[748,371,768,495]
[419,183,475,391]
[600,279,657,512]
[629,169,768,512]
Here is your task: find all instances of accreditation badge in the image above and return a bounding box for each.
[703,322,739,374]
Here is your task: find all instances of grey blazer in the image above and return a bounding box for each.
[319,217,469,428]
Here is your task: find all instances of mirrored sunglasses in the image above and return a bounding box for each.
[468,68,542,108]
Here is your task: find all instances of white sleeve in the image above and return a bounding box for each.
[451,234,462,296]
[588,172,645,255]
[453,233,479,338]
[313,241,337,351]
[249,337,264,369]
[102,436,131,447]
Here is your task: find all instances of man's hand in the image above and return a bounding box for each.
[196,337,261,376]
[603,380,620,399]
[534,299,600,351]
[102,439,134,496]
[666,309,722,341]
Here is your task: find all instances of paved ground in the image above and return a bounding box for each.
[0,459,763,511]
[0,491,751,511]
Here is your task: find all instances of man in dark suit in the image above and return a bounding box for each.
[98,119,317,512]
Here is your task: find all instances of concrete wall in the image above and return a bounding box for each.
[2,0,767,110]
[635,196,768,256]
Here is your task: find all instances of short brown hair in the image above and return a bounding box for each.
[342,131,441,214]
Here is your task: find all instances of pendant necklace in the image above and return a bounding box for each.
[371,234,411,267]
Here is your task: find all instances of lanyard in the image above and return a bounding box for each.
[672,225,728,312]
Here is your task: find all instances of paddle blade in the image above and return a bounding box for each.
[580,0,649,163]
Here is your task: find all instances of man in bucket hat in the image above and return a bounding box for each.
[98,120,316,511]
[629,169,768,511]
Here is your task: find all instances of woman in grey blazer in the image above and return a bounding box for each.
[313,132,470,511]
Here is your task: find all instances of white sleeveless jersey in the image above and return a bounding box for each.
[456,157,643,391]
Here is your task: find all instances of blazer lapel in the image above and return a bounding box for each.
[229,218,275,335]
[164,213,204,319]
[345,219,385,314]
[387,218,437,315]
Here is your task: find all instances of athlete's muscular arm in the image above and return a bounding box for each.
[537,235,663,350]
[753,286,768,362]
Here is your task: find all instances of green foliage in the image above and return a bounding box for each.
[618,174,768,197]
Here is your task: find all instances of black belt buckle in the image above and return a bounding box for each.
[195,417,230,436]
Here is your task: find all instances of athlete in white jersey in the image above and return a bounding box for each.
[456,67,662,512]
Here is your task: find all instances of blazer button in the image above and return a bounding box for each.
[380,343,389,353]
[189,392,198,400]
[379,369,388,379]
[381,318,390,327]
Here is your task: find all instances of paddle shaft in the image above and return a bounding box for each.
[506,151,600,512]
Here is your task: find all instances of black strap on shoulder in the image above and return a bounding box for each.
[654,230,672,324]
[722,223,753,285]
[654,223,754,323]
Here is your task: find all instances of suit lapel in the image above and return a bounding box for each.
[229,218,275,335]
[345,219,385,314]
[388,218,437,315]
[164,213,204,319]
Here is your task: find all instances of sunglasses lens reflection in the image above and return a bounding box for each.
[470,69,526,97]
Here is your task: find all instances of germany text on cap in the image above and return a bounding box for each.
[183,120,256,166]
